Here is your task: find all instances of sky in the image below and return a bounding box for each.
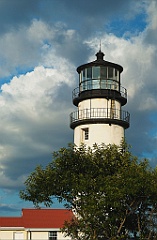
[0,0,157,216]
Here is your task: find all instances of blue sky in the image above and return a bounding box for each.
[0,0,157,216]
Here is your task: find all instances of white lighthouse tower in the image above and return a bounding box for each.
[70,50,130,147]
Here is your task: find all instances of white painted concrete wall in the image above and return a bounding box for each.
[0,230,26,240]
[30,231,70,240]
[74,123,124,147]
[78,98,121,110]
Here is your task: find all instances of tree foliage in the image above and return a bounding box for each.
[20,142,157,239]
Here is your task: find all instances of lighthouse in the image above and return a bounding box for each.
[70,50,130,147]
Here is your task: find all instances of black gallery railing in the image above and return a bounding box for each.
[72,81,127,100]
[70,108,130,124]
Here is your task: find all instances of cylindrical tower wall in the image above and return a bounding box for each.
[78,98,121,110]
[77,98,121,122]
[74,124,124,147]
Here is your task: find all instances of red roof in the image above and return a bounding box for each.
[0,209,74,229]
[0,217,22,227]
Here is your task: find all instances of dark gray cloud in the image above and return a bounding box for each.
[0,123,72,184]
[126,109,157,158]
[0,0,145,36]
[0,0,38,34]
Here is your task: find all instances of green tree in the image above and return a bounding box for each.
[20,143,157,239]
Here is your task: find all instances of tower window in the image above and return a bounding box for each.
[87,67,92,79]
[92,66,100,79]
[108,67,112,78]
[82,128,89,140]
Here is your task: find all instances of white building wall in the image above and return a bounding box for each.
[30,231,70,240]
[30,231,46,240]
[0,231,13,240]
[77,98,121,121]
[0,230,26,240]
[74,123,124,147]
[0,229,71,240]
[78,98,121,110]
